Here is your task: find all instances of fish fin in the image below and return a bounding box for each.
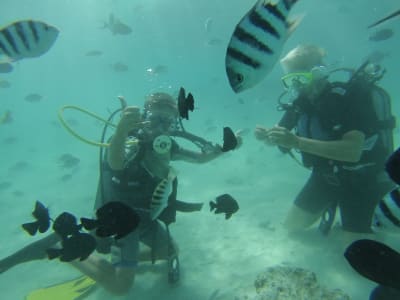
[80,218,98,230]
[209,201,216,211]
[225,213,232,220]
[22,222,39,236]
[46,248,61,260]
[287,14,305,36]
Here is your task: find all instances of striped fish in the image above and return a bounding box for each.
[150,167,177,221]
[373,188,400,232]
[225,0,301,93]
[0,20,59,62]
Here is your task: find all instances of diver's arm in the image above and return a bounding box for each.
[266,126,365,163]
[108,129,128,170]
[108,107,142,170]
[296,130,365,163]
[173,146,223,163]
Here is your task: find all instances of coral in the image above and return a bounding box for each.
[239,266,350,300]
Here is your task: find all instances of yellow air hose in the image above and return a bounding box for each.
[57,104,144,149]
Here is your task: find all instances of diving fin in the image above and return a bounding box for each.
[25,276,96,300]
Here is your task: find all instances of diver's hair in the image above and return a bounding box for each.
[144,92,178,116]
[280,44,326,74]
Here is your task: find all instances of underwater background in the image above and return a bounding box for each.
[0,0,399,299]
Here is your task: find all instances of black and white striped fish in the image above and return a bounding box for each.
[150,167,177,220]
[225,0,301,93]
[0,20,59,62]
[374,188,400,233]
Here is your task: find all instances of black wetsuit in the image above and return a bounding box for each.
[286,83,393,232]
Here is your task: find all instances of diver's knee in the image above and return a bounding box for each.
[284,205,320,231]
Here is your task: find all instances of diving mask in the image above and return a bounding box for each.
[144,111,178,133]
[281,66,328,90]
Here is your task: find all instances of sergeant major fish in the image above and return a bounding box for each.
[151,167,177,220]
[225,0,301,93]
[0,20,59,62]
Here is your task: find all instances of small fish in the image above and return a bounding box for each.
[85,50,102,57]
[221,127,238,152]
[385,147,400,185]
[0,110,12,125]
[0,181,12,190]
[52,212,82,239]
[58,153,80,169]
[24,93,43,102]
[344,239,400,290]
[47,232,96,262]
[0,62,13,73]
[225,0,301,93]
[150,168,177,220]
[210,193,239,219]
[81,201,140,239]
[178,87,194,120]
[112,62,129,72]
[103,13,132,35]
[373,188,400,232]
[368,9,400,28]
[0,79,11,88]
[22,201,50,236]
[0,20,59,61]
[369,28,394,42]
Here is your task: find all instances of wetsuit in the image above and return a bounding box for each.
[288,83,394,232]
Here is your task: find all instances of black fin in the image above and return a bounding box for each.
[209,201,216,211]
[22,221,39,236]
[178,87,195,120]
[221,127,238,152]
[80,218,98,230]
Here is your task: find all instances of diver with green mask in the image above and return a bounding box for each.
[255,44,395,239]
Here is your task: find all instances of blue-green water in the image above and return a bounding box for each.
[0,0,399,299]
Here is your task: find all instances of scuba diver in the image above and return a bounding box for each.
[0,90,241,296]
[254,44,395,238]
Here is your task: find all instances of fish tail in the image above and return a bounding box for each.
[209,201,216,211]
[22,221,39,236]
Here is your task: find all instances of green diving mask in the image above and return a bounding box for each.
[281,66,328,90]
[281,72,314,89]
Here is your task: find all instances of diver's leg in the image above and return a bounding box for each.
[70,256,135,296]
[0,233,60,273]
[284,204,322,231]
[284,171,335,232]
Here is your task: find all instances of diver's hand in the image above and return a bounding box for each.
[234,129,243,149]
[266,126,299,149]
[116,106,143,136]
[254,125,275,146]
